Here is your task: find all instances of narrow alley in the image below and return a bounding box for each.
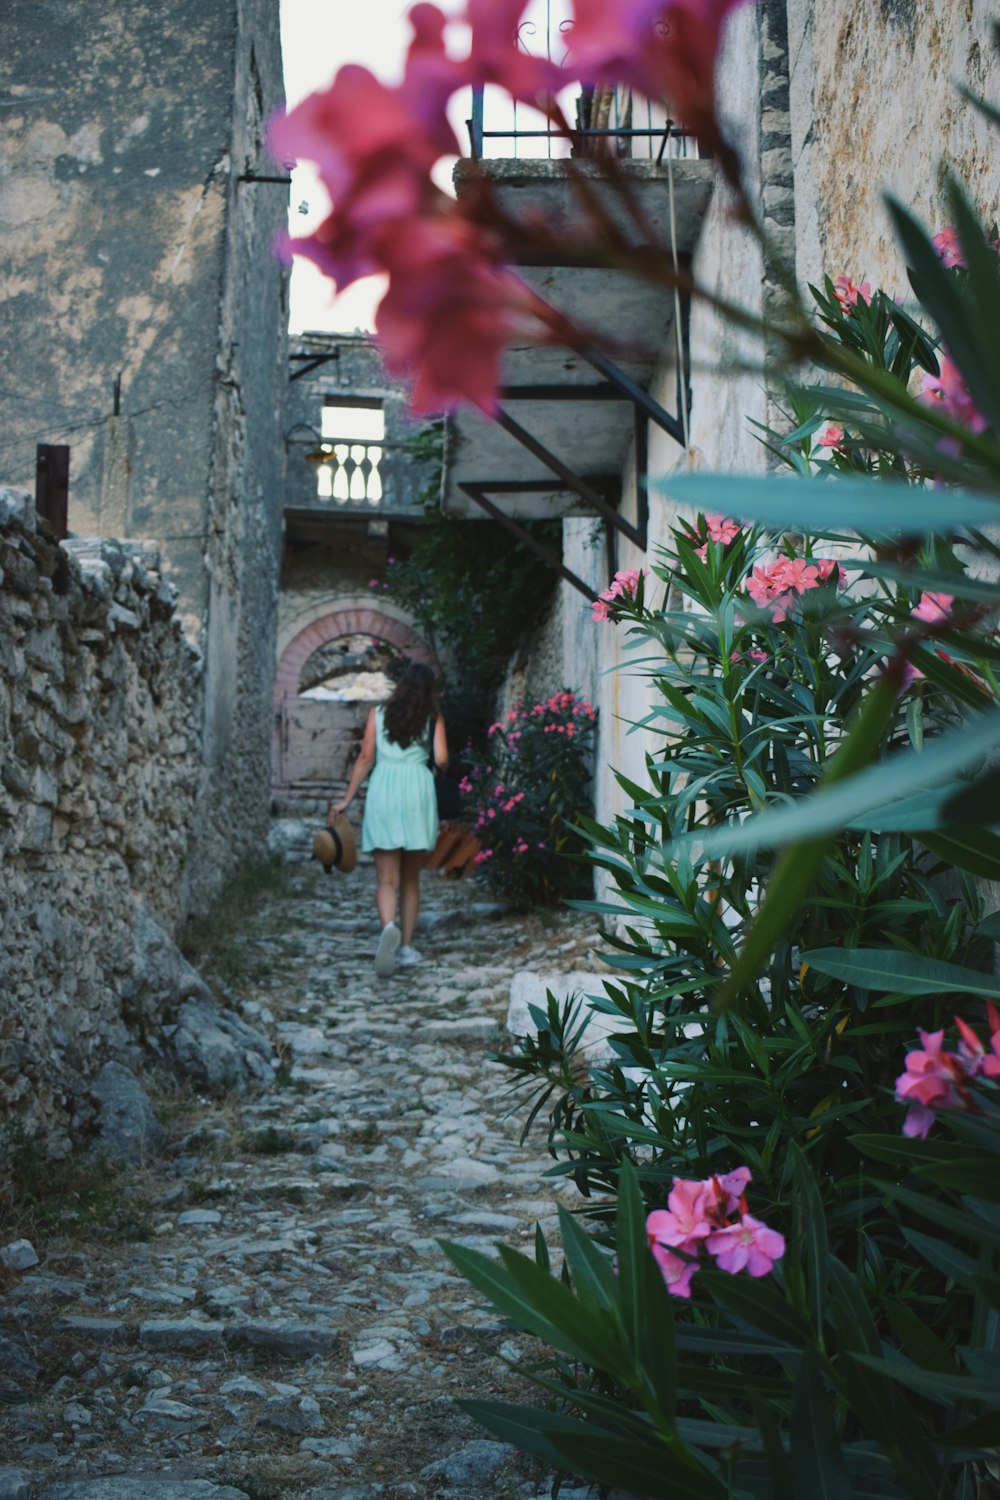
[0,822,605,1500]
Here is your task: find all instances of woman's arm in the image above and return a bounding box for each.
[329,708,377,818]
[432,713,449,771]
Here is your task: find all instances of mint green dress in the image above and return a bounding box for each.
[362,706,437,852]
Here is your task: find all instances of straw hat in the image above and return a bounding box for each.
[313,814,357,874]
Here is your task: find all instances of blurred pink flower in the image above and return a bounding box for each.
[649,1242,699,1298]
[466,0,564,102]
[818,423,845,448]
[566,0,753,165]
[921,355,988,435]
[932,226,966,269]
[706,1215,786,1277]
[911,591,953,625]
[833,275,872,310]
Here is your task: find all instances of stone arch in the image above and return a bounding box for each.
[271,603,436,793]
[274,605,435,705]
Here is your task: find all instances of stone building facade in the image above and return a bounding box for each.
[478,0,1000,824]
[0,0,289,909]
[0,490,199,1146]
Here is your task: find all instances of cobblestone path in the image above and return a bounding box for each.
[1,823,602,1500]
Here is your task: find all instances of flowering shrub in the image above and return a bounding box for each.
[461,690,597,907]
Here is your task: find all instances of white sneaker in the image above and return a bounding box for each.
[374,923,401,977]
[398,945,423,967]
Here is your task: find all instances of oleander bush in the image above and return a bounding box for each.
[460,690,598,908]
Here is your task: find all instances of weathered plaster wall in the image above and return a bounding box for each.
[0,0,288,913]
[557,1,775,830]
[788,0,1000,294]
[190,0,290,906]
[0,491,199,1146]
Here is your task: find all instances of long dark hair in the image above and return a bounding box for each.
[384,661,438,748]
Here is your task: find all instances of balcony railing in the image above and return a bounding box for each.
[284,429,429,517]
[468,82,698,163]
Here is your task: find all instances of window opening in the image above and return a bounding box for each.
[317,401,385,506]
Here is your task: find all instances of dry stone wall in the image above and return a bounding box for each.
[0,488,201,1150]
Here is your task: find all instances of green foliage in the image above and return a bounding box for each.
[180,855,290,988]
[0,1122,149,1242]
[380,426,561,749]
[449,76,1000,1500]
[461,690,598,907]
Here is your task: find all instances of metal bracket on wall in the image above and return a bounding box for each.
[458,326,691,591]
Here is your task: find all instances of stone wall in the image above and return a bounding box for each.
[0,490,200,1148]
[788,0,1000,296]
[0,0,289,915]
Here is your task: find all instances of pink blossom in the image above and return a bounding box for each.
[818,423,845,449]
[705,513,742,546]
[921,355,988,435]
[955,1005,1000,1079]
[465,0,564,103]
[932,226,966,270]
[911,591,953,625]
[566,0,753,167]
[458,775,473,794]
[473,847,494,864]
[895,1028,970,1138]
[834,275,872,310]
[648,1242,699,1298]
[646,1180,713,1251]
[706,1214,786,1277]
[591,597,613,622]
[745,555,832,623]
[749,647,769,663]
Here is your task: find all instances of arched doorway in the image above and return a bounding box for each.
[272,605,435,793]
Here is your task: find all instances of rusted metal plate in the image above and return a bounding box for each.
[36,444,69,539]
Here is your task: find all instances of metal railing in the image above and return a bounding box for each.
[467,82,698,163]
[462,1,699,164]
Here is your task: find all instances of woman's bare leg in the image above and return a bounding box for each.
[373,849,401,929]
[399,850,426,946]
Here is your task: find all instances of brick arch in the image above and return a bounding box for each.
[273,607,436,706]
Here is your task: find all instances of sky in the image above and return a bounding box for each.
[279,0,420,333]
[277,0,571,334]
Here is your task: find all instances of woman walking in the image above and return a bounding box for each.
[329,662,447,977]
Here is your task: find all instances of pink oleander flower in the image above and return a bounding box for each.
[932,226,966,269]
[911,591,953,625]
[921,355,988,435]
[833,275,872,310]
[646,1167,783,1293]
[895,1027,971,1138]
[818,423,845,449]
[591,597,612,622]
[956,1004,1000,1079]
[646,1179,714,1251]
[706,1214,786,1277]
[465,0,564,103]
[648,1242,699,1298]
[473,847,494,863]
[566,0,754,172]
[745,555,828,622]
[748,647,769,663]
[458,775,473,794]
[705,513,742,546]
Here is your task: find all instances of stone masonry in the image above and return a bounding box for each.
[0,490,199,1149]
